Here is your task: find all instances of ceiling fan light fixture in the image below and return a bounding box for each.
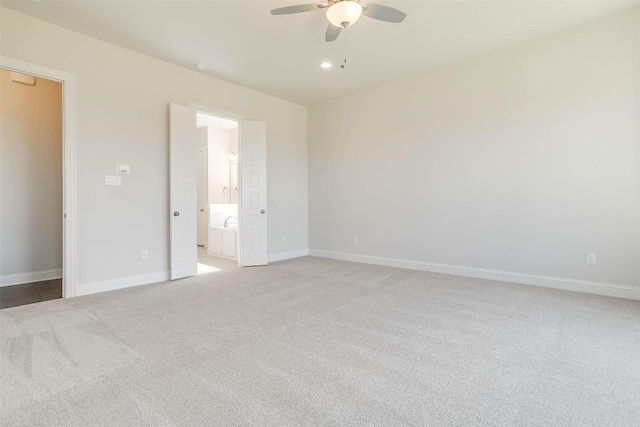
[326,1,362,28]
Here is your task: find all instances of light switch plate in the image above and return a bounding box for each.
[105,176,121,186]
[116,164,130,174]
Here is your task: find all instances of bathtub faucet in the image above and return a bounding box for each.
[224,216,237,228]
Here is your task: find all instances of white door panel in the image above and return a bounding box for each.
[240,121,267,266]
[170,103,197,280]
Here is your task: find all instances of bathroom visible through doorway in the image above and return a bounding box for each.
[195,113,240,274]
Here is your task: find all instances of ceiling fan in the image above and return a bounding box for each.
[270,0,407,42]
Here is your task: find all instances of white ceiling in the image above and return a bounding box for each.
[3,0,639,105]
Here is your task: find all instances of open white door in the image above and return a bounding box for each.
[240,121,267,266]
[170,103,197,279]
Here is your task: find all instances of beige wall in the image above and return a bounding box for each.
[0,7,308,287]
[308,8,640,287]
[0,69,62,277]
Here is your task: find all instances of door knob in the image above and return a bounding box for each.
[261,210,266,214]
[199,209,204,212]
[173,211,180,217]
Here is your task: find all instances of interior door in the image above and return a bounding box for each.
[240,121,267,266]
[196,146,208,247]
[170,103,197,279]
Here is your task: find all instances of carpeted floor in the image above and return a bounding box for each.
[1,256,639,426]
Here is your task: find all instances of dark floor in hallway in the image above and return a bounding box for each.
[0,278,62,309]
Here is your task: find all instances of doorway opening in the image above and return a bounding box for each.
[170,102,266,280]
[195,112,240,275]
[0,68,63,308]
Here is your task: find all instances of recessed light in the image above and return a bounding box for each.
[320,62,332,69]
[196,62,206,70]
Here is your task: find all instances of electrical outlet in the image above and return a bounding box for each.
[353,236,358,245]
[141,250,149,260]
[282,235,287,243]
[585,253,596,265]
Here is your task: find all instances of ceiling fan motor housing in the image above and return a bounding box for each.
[270,0,406,43]
[326,0,363,28]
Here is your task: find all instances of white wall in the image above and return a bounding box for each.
[0,7,308,289]
[196,127,207,149]
[308,8,640,289]
[207,126,232,204]
[230,128,239,204]
[0,69,62,281]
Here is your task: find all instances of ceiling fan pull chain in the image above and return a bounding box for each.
[342,27,348,69]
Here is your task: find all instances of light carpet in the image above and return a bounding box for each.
[1,256,639,426]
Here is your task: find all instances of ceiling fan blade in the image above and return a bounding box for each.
[325,24,342,42]
[270,4,327,15]
[362,4,407,23]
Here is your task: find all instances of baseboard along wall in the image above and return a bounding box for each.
[66,248,638,301]
[75,271,170,297]
[0,269,63,287]
[268,249,309,263]
[308,249,640,301]
[73,250,310,297]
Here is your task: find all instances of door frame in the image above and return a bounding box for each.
[188,103,246,267]
[0,56,77,298]
[196,145,209,248]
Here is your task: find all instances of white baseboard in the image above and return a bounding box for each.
[1,269,62,287]
[308,249,640,301]
[75,271,170,297]
[268,249,309,263]
[74,249,310,297]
